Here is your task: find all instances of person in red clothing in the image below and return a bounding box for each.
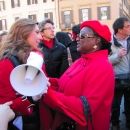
[39,20,115,130]
[0,18,49,130]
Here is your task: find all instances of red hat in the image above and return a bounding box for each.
[80,20,111,42]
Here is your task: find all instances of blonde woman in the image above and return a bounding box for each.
[0,18,48,130]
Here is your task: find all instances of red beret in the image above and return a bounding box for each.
[80,20,111,42]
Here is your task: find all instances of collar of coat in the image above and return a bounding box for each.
[113,35,130,54]
[81,50,108,60]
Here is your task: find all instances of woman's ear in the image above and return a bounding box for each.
[96,37,101,43]
[94,37,101,49]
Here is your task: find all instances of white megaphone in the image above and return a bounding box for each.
[10,51,48,96]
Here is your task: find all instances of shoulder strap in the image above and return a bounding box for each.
[79,96,94,130]
[67,47,73,66]
[8,56,21,67]
[4,51,21,67]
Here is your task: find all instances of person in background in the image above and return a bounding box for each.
[0,101,15,130]
[56,31,72,48]
[38,18,69,78]
[70,24,81,61]
[39,20,114,130]
[56,31,80,66]
[0,31,7,44]
[66,32,73,41]
[0,18,49,130]
[109,17,130,130]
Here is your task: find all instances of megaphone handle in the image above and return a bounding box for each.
[25,66,40,75]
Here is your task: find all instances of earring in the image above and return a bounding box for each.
[93,45,97,49]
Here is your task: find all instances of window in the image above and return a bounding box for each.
[82,9,88,21]
[27,0,37,5]
[43,0,54,3]
[28,14,37,20]
[61,10,73,28]
[64,11,71,28]
[79,8,91,23]
[100,7,107,20]
[11,0,20,8]
[0,19,7,31]
[124,0,127,6]
[44,12,53,21]
[0,1,5,11]
[97,6,110,20]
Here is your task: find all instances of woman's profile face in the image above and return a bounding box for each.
[26,24,42,50]
[77,27,98,54]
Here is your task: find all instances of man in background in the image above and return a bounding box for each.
[39,18,69,78]
[109,17,130,130]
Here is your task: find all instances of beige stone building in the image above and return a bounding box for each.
[0,0,55,32]
[0,0,130,33]
[58,0,130,32]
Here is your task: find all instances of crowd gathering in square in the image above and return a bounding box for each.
[0,16,130,130]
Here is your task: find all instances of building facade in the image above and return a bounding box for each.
[0,0,55,32]
[58,0,130,32]
[0,0,130,32]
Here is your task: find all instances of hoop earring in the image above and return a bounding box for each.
[93,45,97,49]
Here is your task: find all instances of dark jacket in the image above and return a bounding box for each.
[68,40,81,62]
[39,38,69,78]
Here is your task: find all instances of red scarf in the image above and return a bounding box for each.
[42,39,54,49]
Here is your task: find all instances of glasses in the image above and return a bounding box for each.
[42,26,55,31]
[79,33,97,39]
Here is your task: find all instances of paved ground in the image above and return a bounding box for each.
[110,96,129,130]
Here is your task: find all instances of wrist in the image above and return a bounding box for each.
[21,96,35,108]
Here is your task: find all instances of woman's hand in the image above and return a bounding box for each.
[32,78,50,101]
[0,101,15,122]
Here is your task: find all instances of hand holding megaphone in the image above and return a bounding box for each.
[32,78,51,101]
[10,51,49,96]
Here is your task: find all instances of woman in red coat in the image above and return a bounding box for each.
[39,20,115,130]
[0,18,48,130]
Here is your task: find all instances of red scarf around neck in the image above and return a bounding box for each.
[42,39,54,49]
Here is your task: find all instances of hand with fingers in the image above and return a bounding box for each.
[118,48,127,58]
[0,101,15,130]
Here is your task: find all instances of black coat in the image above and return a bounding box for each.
[68,40,81,62]
[39,38,69,78]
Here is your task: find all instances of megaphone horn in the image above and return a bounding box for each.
[10,51,48,96]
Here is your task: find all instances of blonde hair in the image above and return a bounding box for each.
[0,18,40,63]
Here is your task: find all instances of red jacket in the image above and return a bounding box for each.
[0,59,44,115]
[40,50,115,130]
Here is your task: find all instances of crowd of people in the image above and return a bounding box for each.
[0,16,130,130]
